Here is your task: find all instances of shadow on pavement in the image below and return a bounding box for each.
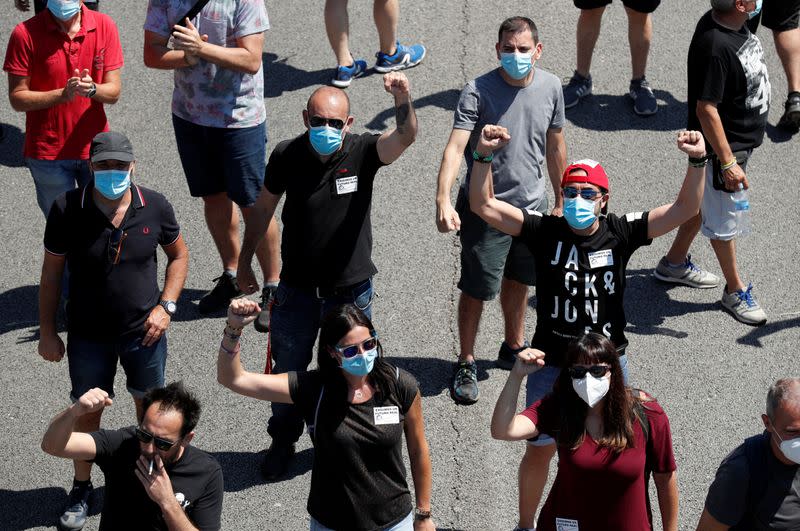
[364,88,461,131]
[0,285,42,339]
[765,122,797,143]
[0,486,104,530]
[565,90,686,132]
[0,123,25,168]
[385,356,495,398]
[210,448,312,492]
[737,315,800,347]
[263,52,330,99]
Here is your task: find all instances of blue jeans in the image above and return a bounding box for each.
[25,158,91,217]
[267,279,374,445]
[310,511,413,531]
[67,333,168,401]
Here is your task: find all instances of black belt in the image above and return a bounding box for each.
[295,279,370,299]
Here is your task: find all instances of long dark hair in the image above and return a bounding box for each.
[552,333,636,453]
[316,304,396,399]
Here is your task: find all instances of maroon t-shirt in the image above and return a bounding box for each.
[521,394,677,531]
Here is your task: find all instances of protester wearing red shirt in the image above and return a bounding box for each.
[4,0,123,217]
[491,333,679,531]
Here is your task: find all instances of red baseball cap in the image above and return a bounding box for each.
[561,159,609,191]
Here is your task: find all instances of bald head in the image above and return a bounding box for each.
[307,86,351,117]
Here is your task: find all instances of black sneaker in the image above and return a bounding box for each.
[58,481,92,531]
[254,285,278,333]
[198,272,241,314]
[261,442,295,481]
[777,92,800,132]
[496,341,530,370]
[450,361,479,405]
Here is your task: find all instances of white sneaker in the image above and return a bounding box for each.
[653,255,720,288]
[721,284,767,326]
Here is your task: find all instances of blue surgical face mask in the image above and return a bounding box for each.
[748,0,762,19]
[563,196,598,230]
[94,169,131,200]
[47,0,81,20]
[340,348,378,377]
[309,126,343,156]
[500,52,533,80]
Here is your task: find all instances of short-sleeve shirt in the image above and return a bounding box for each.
[520,210,652,366]
[143,0,268,128]
[687,11,770,153]
[265,132,386,288]
[288,366,419,531]
[453,68,565,210]
[3,6,124,160]
[43,184,181,339]
[704,434,800,530]
[522,395,677,531]
[90,427,224,531]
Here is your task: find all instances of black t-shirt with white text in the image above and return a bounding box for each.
[288,367,418,531]
[265,132,386,288]
[520,210,651,366]
[687,11,770,152]
[90,427,223,531]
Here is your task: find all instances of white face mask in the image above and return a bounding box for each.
[572,373,610,407]
[774,431,800,465]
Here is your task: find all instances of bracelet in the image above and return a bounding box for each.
[688,155,708,168]
[223,330,241,341]
[219,340,240,358]
[720,158,737,171]
[472,150,493,163]
[414,507,432,521]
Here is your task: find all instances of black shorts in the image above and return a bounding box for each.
[762,0,800,31]
[574,0,660,14]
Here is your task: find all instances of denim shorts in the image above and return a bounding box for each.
[67,333,168,401]
[172,114,267,207]
[310,511,413,531]
[525,353,629,446]
[25,158,91,217]
[455,189,540,300]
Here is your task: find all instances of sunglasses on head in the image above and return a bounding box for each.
[108,228,127,265]
[135,426,179,451]
[561,187,603,200]
[309,116,345,130]
[334,335,378,359]
[568,364,610,379]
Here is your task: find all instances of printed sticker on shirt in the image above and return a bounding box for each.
[555,518,579,531]
[587,249,614,269]
[336,176,358,195]
[373,406,400,425]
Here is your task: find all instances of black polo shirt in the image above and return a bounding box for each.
[265,131,386,288]
[43,183,180,340]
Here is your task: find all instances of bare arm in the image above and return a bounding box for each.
[490,350,545,440]
[143,30,197,70]
[696,508,730,531]
[434,128,470,233]
[160,234,189,302]
[171,20,263,75]
[89,68,121,105]
[468,125,524,237]
[41,389,111,460]
[697,101,748,191]
[646,131,707,239]
[545,127,567,215]
[8,74,70,112]
[376,72,417,165]
[654,471,679,531]
[403,393,433,518]
[38,251,66,361]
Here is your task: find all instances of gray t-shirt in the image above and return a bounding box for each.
[705,437,800,530]
[454,67,565,210]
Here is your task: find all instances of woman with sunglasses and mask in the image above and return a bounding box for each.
[491,333,678,531]
[217,298,435,531]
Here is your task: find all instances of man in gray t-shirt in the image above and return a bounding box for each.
[697,378,800,531]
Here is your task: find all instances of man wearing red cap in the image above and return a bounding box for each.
[468,124,706,531]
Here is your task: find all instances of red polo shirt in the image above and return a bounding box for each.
[3,6,124,160]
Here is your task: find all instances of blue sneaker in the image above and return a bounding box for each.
[374,42,426,73]
[332,59,367,88]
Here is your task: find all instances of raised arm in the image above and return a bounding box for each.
[434,128,470,233]
[490,349,545,441]
[217,298,292,403]
[376,72,417,165]
[468,125,525,237]
[403,393,435,531]
[646,130,707,239]
[41,388,110,460]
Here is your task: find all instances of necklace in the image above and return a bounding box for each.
[354,389,364,399]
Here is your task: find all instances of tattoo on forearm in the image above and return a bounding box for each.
[396,101,411,132]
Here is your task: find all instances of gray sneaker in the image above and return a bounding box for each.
[629,76,658,116]
[451,361,479,405]
[59,482,92,531]
[721,283,767,326]
[563,71,592,109]
[653,255,720,289]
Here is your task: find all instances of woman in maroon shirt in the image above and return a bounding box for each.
[491,333,678,531]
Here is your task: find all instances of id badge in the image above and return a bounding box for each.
[373,406,400,425]
[336,175,358,195]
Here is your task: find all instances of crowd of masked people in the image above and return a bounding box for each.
[5,0,799,529]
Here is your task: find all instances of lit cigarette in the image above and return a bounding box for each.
[148,459,154,476]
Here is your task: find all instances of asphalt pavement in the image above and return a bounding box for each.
[1,1,798,530]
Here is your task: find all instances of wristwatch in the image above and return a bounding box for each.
[414,508,432,521]
[159,300,177,317]
[87,83,97,99]
[472,150,493,163]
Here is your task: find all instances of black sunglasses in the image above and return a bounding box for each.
[135,426,179,451]
[562,187,603,200]
[108,228,127,265]
[309,116,345,130]
[568,364,610,379]
[334,335,378,359]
